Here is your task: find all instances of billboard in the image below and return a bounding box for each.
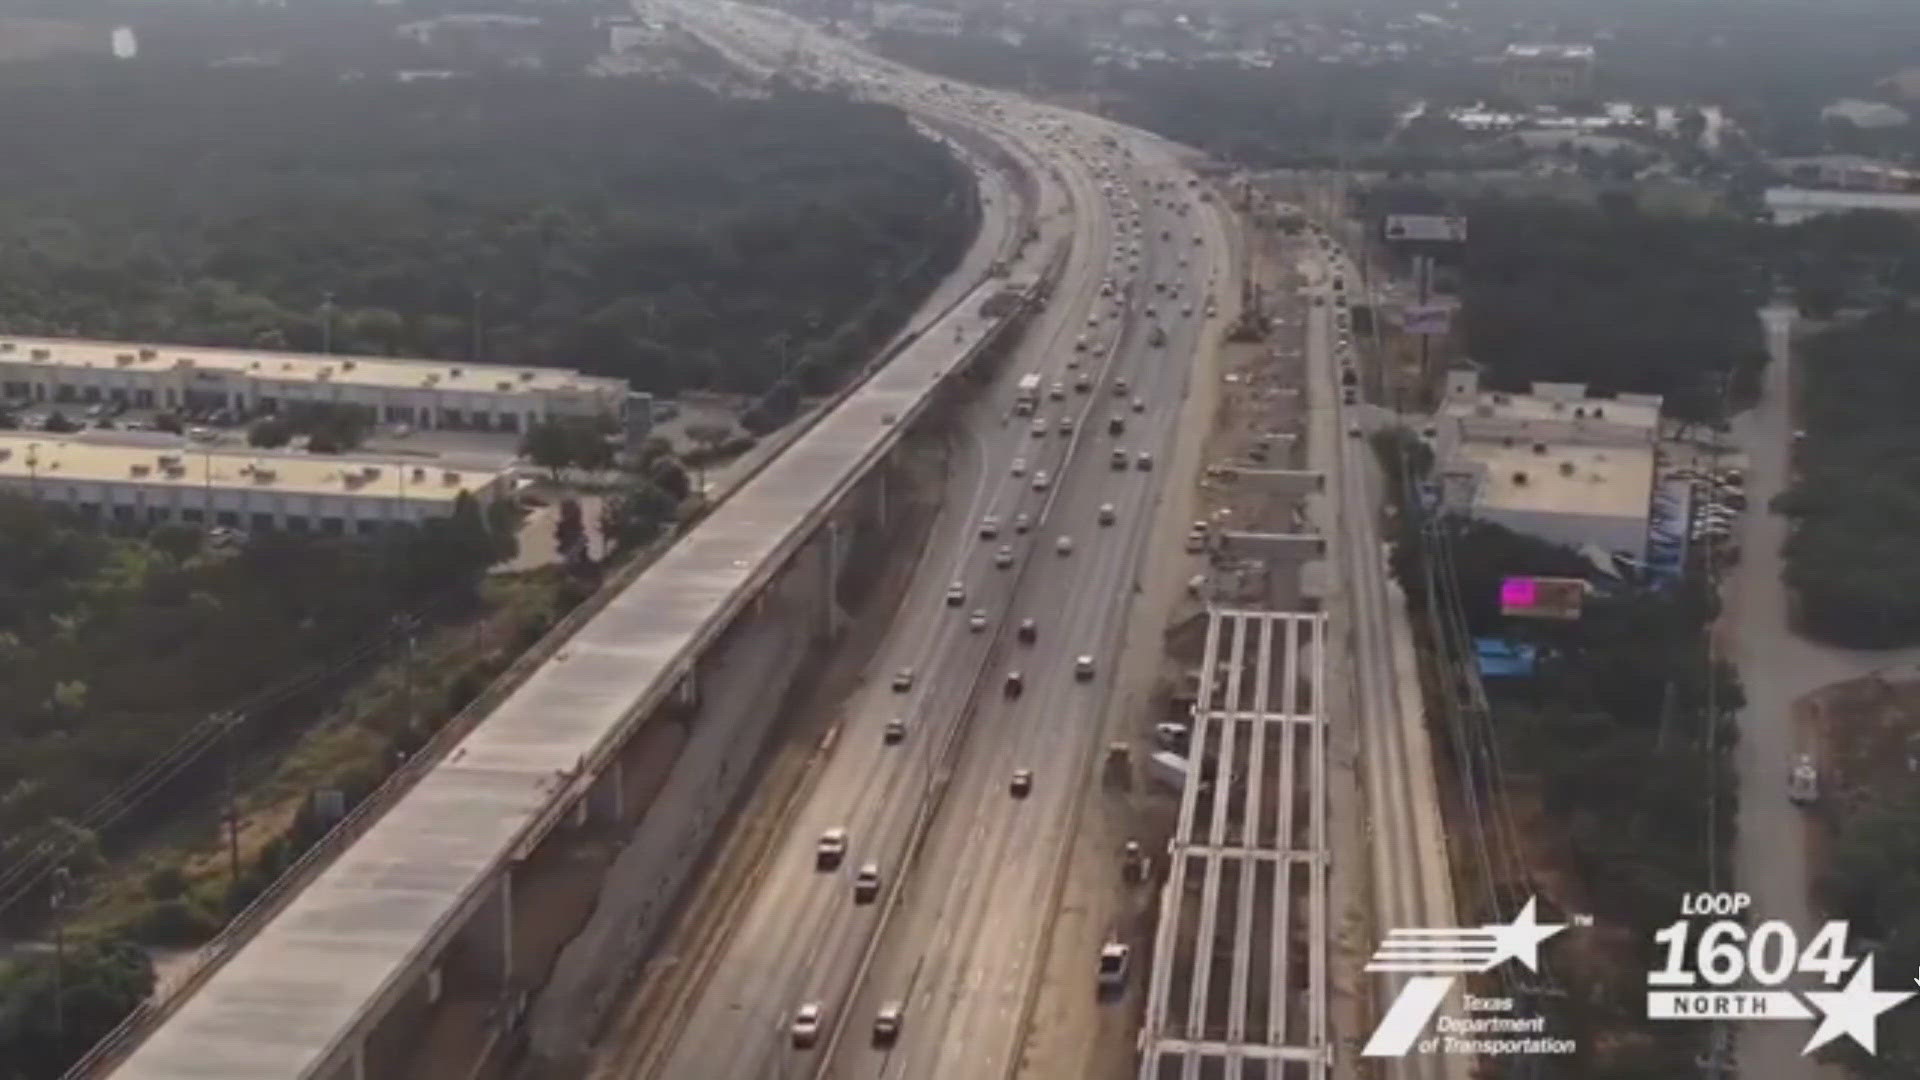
[1401,302,1456,336]
[1383,214,1468,244]
[1499,575,1587,620]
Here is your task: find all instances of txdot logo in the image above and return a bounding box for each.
[1362,898,1568,1058]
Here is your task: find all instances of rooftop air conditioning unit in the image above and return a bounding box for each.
[1512,471,1528,485]
[520,371,535,381]
[116,353,134,365]
[0,343,14,353]
[139,348,156,360]
[450,367,463,377]
[1532,442,1546,454]
[252,467,277,483]
[1559,461,1575,477]
[0,448,10,462]
[30,348,49,360]
[157,454,181,468]
[442,470,460,485]
[1573,407,1586,419]
[412,467,427,482]
[363,466,382,480]
[342,360,356,370]
[130,464,151,477]
[1593,406,1606,419]
[497,381,513,391]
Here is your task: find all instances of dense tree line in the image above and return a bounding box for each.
[0,64,972,401]
[1450,196,1771,422]
[1774,308,1920,646]
[1390,517,1739,1078]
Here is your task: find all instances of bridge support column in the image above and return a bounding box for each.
[590,758,625,823]
[469,873,515,985]
[672,665,698,710]
[822,518,848,640]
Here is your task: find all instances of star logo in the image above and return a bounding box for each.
[1484,897,1565,973]
[1802,955,1915,1055]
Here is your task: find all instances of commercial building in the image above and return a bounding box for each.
[0,335,630,434]
[1499,43,1596,104]
[0,434,508,535]
[1433,369,1659,562]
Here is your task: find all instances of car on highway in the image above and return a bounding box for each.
[1097,942,1131,995]
[1132,396,1145,413]
[969,608,989,632]
[1108,415,1124,435]
[1113,377,1129,396]
[1013,512,1031,533]
[1056,535,1074,556]
[1058,416,1075,435]
[853,862,881,904]
[1010,769,1033,797]
[946,581,966,606]
[872,1002,904,1047]
[1005,670,1024,697]
[1098,503,1116,525]
[1136,451,1153,470]
[816,829,848,870]
[884,718,907,744]
[1111,447,1129,469]
[1049,382,1066,400]
[979,516,1000,538]
[1075,372,1092,392]
[892,668,914,692]
[1030,418,1047,438]
[1011,458,1026,476]
[792,1003,823,1048]
[994,544,1015,569]
[1032,470,1050,491]
[1017,618,1038,643]
[1075,654,1096,680]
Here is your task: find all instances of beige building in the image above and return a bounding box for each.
[1434,370,1659,561]
[0,335,629,434]
[1500,43,1596,104]
[0,434,508,536]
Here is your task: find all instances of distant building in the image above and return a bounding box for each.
[0,335,629,434]
[1821,98,1910,130]
[1500,43,1596,104]
[870,3,961,35]
[1764,187,1920,225]
[1772,154,1920,194]
[1434,369,1659,562]
[0,434,507,535]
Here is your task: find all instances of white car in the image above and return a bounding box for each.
[1032,471,1051,491]
[853,862,881,903]
[970,608,989,632]
[792,1002,823,1047]
[946,581,966,606]
[1011,458,1026,476]
[816,829,848,870]
[1075,654,1096,679]
[1014,513,1032,533]
[1098,503,1116,525]
[1056,535,1074,556]
[979,516,1000,538]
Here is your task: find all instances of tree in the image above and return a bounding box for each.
[248,418,293,448]
[0,932,156,1079]
[683,422,732,457]
[522,420,576,483]
[649,456,692,502]
[601,479,678,551]
[554,498,588,564]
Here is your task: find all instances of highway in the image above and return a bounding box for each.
[616,5,1232,1077]
[1305,237,1465,1080]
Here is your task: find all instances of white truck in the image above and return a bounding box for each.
[1015,373,1042,415]
[1788,754,1819,806]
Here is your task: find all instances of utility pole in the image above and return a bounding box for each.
[222,713,241,897]
[320,291,335,355]
[50,865,69,1056]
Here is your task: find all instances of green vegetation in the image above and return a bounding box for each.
[1392,519,1738,1078]
[1822,786,1920,1077]
[1774,308,1920,646]
[0,65,972,404]
[0,934,155,1079]
[1444,195,1770,422]
[1771,211,1920,318]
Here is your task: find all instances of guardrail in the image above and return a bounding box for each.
[65,161,1025,1080]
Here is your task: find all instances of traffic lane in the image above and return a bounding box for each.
[713,149,1112,1070]
[831,308,1200,1078]
[651,179,1097,1072]
[833,388,1189,1080]
[654,418,1013,1074]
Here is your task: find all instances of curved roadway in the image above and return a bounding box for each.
[630,7,1230,1078]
